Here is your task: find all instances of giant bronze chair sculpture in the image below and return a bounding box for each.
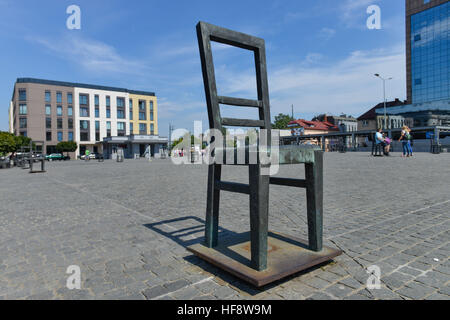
[188,22,341,287]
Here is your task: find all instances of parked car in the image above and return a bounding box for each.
[80,153,98,160]
[45,153,70,161]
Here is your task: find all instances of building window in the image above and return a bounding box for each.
[150,101,154,111]
[80,106,89,117]
[129,99,133,108]
[150,111,154,121]
[45,91,51,102]
[139,112,146,120]
[414,34,421,42]
[46,117,52,129]
[130,122,133,133]
[106,108,111,118]
[57,118,63,129]
[106,96,110,107]
[130,111,133,120]
[67,93,73,104]
[80,120,90,142]
[46,131,52,141]
[68,106,73,117]
[19,89,27,101]
[46,105,51,115]
[19,117,27,128]
[68,118,73,129]
[139,123,147,134]
[95,107,100,118]
[80,132,89,141]
[117,109,125,119]
[150,124,154,135]
[414,78,422,85]
[95,95,99,106]
[19,104,27,115]
[57,132,63,142]
[95,132,100,142]
[56,92,62,103]
[79,94,88,105]
[117,122,125,136]
[57,106,63,116]
[106,121,111,137]
[80,120,89,130]
[117,97,125,108]
[95,121,100,131]
[20,131,27,137]
[68,132,73,141]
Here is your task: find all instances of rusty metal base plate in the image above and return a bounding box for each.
[188,231,342,287]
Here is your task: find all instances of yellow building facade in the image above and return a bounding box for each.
[128,93,158,136]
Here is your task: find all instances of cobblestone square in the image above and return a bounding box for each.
[0,152,449,300]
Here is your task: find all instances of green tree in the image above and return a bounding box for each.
[272,113,294,129]
[56,141,78,156]
[0,131,16,156]
[14,135,33,150]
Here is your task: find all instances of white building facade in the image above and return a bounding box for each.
[73,87,130,157]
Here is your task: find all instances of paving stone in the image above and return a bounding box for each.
[395,282,436,300]
[324,283,354,298]
[0,154,448,300]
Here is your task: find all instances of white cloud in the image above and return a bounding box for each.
[318,27,336,41]
[212,45,406,119]
[28,35,151,75]
[340,0,381,29]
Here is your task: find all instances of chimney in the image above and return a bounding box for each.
[324,114,328,123]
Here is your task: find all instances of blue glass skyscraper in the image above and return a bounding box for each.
[410,1,449,104]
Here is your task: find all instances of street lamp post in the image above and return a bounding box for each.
[374,74,393,130]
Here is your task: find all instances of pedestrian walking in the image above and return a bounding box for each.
[399,126,413,157]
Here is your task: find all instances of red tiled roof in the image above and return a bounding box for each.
[288,119,340,131]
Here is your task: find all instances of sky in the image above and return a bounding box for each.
[0,0,407,137]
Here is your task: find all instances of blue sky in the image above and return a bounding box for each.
[0,0,407,136]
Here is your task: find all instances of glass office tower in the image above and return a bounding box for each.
[408,1,449,104]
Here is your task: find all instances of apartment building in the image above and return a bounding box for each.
[10,78,76,155]
[9,78,163,158]
[128,92,158,136]
[74,87,130,157]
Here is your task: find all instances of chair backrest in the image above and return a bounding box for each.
[196,22,272,139]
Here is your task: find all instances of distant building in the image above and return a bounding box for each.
[8,102,14,133]
[287,118,339,150]
[403,0,450,125]
[357,99,412,131]
[9,78,167,158]
[312,114,357,133]
[406,0,449,104]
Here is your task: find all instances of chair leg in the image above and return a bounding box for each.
[305,151,323,252]
[205,164,221,248]
[249,164,269,271]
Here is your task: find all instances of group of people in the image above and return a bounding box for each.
[375,126,414,157]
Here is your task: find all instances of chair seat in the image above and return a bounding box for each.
[212,144,322,165]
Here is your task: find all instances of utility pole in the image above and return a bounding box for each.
[291,105,294,120]
[168,123,174,154]
[374,74,393,130]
